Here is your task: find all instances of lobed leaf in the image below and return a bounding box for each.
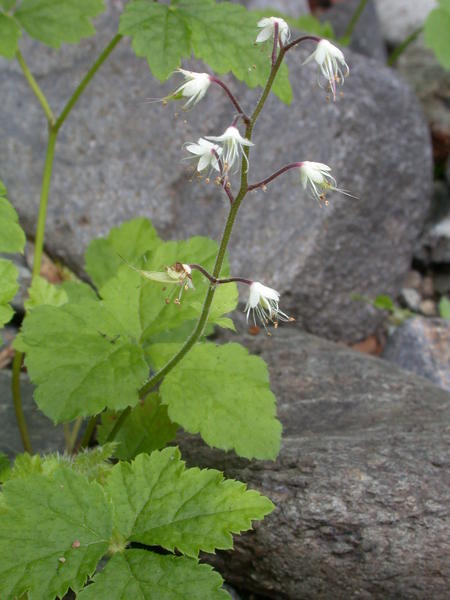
[98,392,179,460]
[0,13,21,59]
[14,0,105,48]
[106,448,274,557]
[85,217,161,289]
[0,258,19,340]
[20,300,149,422]
[78,550,230,599]
[24,274,68,311]
[424,0,450,70]
[0,180,26,253]
[152,342,282,459]
[0,466,112,600]
[119,0,292,103]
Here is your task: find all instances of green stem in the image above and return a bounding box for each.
[387,26,423,66]
[54,34,122,132]
[12,352,33,454]
[12,35,122,451]
[67,417,83,454]
[78,416,98,451]
[15,50,55,125]
[32,129,57,279]
[108,47,287,443]
[342,0,368,43]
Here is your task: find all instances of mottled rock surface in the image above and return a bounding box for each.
[374,0,436,46]
[180,326,450,599]
[0,370,64,457]
[322,0,387,62]
[382,317,450,391]
[0,5,432,342]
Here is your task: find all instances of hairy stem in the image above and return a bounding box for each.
[16,50,55,125]
[12,352,33,454]
[78,416,98,451]
[189,263,252,285]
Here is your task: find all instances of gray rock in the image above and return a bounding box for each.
[416,182,450,265]
[374,0,436,46]
[0,5,432,343]
[382,317,450,391]
[243,0,309,17]
[180,326,450,599]
[434,271,450,294]
[321,0,387,62]
[402,269,422,290]
[399,287,421,311]
[419,299,437,316]
[0,370,64,457]
[396,36,450,146]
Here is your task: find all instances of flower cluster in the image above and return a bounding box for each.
[143,17,353,333]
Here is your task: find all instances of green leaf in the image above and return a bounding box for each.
[0,466,112,600]
[438,296,450,319]
[0,1,17,11]
[106,448,274,557]
[0,181,26,253]
[85,217,161,289]
[98,392,178,460]
[154,342,281,459]
[119,0,292,103]
[373,294,395,311]
[0,453,10,483]
[293,15,335,40]
[14,0,106,48]
[98,238,237,341]
[118,1,191,81]
[0,14,21,59]
[424,0,450,69]
[24,274,68,311]
[20,300,149,422]
[60,279,98,303]
[0,258,19,339]
[78,550,229,599]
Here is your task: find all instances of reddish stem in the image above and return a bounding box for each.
[248,162,303,191]
[272,21,279,66]
[189,264,252,286]
[210,76,250,124]
[284,35,321,53]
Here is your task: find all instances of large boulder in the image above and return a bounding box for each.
[0,4,432,342]
[181,325,450,599]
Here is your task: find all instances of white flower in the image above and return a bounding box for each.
[256,17,290,46]
[172,69,211,109]
[299,161,353,204]
[303,40,349,100]
[245,281,293,333]
[206,126,254,172]
[185,138,222,172]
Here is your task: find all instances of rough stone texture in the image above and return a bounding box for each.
[244,0,309,16]
[182,325,450,599]
[0,5,432,342]
[382,317,450,391]
[374,0,436,46]
[0,369,64,457]
[396,37,450,154]
[321,0,387,62]
[415,181,450,265]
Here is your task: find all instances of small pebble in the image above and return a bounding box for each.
[419,300,437,317]
[399,288,421,311]
[403,270,422,290]
[421,276,434,298]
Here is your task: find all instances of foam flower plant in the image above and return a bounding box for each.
[303,39,349,100]
[185,138,222,173]
[256,16,290,47]
[245,282,293,333]
[206,126,254,172]
[299,161,354,204]
[167,68,211,109]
